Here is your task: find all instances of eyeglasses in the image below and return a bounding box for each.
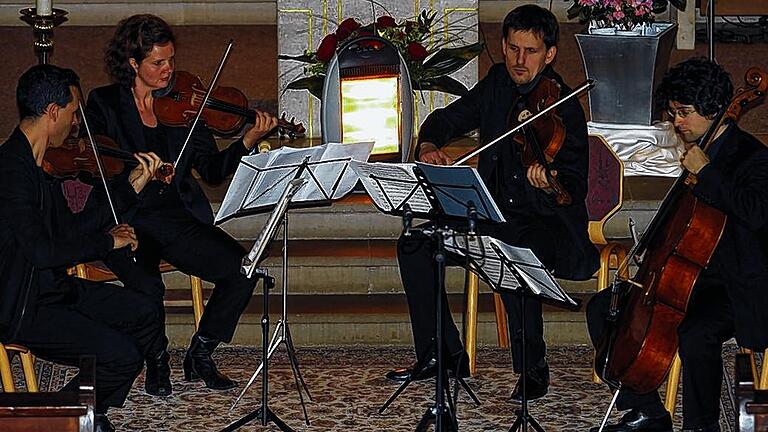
[666,107,697,119]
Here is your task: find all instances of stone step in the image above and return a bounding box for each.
[164,293,590,348]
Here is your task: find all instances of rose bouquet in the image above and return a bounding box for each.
[566,0,687,31]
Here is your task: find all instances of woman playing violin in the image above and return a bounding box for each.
[390,4,599,403]
[587,58,768,432]
[84,13,276,397]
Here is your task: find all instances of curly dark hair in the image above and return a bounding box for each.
[105,14,175,88]
[17,64,80,120]
[655,57,734,117]
[502,5,559,49]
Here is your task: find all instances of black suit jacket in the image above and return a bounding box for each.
[85,84,249,225]
[417,64,599,280]
[0,128,113,342]
[692,124,768,350]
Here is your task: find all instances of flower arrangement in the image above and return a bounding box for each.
[278,11,484,100]
[567,0,687,31]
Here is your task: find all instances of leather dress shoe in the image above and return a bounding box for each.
[183,333,237,390]
[510,362,549,402]
[145,350,172,396]
[385,353,470,383]
[94,413,116,432]
[588,409,673,432]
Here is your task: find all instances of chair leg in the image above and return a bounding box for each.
[593,244,627,383]
[190,275,204,330]
[493,293,509,348]
[0,344,16,393]
[665,353,682,416]
[20,351,37,392]
[761,348,768,390]
[465,271,479,375]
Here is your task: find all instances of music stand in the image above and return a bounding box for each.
[351,161,504,431]
[217,142,373,429]
[221,174,305,432]
[444,234,580,432]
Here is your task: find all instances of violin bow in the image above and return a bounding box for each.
[78,101,121,227]
[172,39,235,170]
[452,79,595,166]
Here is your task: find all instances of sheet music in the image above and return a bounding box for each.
[445,234,520,291]
[349,161,433,214]
[445,234,577,307]
[215,141,374,223]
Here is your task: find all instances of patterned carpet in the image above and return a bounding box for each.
[9,345,742,431]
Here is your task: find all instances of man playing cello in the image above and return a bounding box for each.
[588,58,768,432]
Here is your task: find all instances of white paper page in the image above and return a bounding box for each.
[350,161,432,214]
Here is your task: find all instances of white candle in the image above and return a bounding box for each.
[36,0,52,16]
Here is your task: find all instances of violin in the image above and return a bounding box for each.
[154,70,306,138]
[43,134,174,183]
[508,76,571,206]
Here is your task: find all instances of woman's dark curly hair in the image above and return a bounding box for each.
[105,14,175,88]
[656,57,733,118]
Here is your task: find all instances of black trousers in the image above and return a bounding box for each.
[106,212,257,346]
[14,278,162,414]
[587,273,736,429]
[397,216,557,373]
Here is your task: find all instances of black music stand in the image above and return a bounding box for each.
[444,235,580,432]
[217,142,373,430]
[351,161,505,431]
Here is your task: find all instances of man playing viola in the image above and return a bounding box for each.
[388,4,599,402]
[0,64,166,432]
[83,14,278,396]
[587,58,768,432]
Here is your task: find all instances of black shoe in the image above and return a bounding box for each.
[588,409,673,432]
[94,414,116,432]
[145,350,172,396]
[385,352,470,383]
[183,333,237,390]
[510,361,549,402]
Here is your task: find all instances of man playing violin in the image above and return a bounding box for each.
[0,64,167,432]
[388,4,599,402]
[83,14,278,396]
[587,58,768,432]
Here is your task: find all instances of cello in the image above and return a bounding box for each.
[595,67,768,394]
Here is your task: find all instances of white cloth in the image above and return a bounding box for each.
[588,121,685,177]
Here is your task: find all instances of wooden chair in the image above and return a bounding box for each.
[585,134,628,383]
[72,262,205,329]
[0,357,95,432]
[0,344,38,393]
[465,134,627,375]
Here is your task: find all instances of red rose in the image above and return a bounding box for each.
[316,33,338,63]
[336,18,361,41]
[407,42,428,61]
[376,15,397,29]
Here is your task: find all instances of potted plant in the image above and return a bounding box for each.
[567,0,687,125]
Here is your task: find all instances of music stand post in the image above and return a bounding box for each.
[221,270,289,432]
[353,162,502,430]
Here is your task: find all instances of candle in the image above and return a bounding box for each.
[36,0,52,16]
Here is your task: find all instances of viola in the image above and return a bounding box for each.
[154,70,306,138]
[508,75,571,206]
[43,134,174,183]
[595,67,768,394]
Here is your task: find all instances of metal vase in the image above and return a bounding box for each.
[575,23,677,125]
